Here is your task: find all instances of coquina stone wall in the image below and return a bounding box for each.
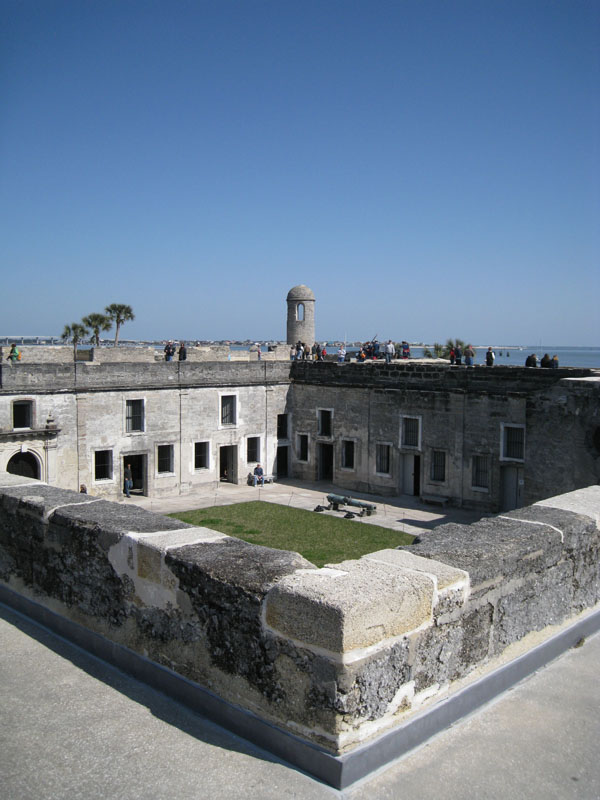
[1,345,289,364]
[1,473,598,755]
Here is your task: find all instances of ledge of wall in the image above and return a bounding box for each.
[0,472,598,757]
[0,361,292,392]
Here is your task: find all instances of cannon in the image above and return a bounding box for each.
[325,493,377,517]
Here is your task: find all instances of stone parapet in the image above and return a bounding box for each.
[0,472,599,758]
[0,361,292,393]
[290,361,596,395]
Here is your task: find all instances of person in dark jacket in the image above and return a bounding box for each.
[178,342,187,361]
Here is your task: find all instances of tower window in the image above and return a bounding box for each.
[297,303,305,321]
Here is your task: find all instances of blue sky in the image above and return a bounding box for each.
[2,0,598,345]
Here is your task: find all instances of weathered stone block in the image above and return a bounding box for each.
[265,560,435,653]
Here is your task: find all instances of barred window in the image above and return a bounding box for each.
[341,440,355,469]
[94,450,113,480]
[157,445,174,474]
[298,434,309,462]
[194,442,209,469]
[247,437,260,463]
[221,395,236,425]
[502,426,525,460]
[126,400,144,432]
[402,417,420,448]
[431,450,446,482]
[472,455,490,489]
[376,444,390,474]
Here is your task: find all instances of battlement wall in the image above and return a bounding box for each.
[0,345,290,366]
[1,473,598,766]
[291,360,596,394]
[0,360,292,393]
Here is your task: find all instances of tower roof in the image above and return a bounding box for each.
[286,284,315,301]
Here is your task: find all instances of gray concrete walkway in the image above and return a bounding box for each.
[1,603,599,799]
[119,478,483,536]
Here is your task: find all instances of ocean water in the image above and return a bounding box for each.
[340,345,600,369]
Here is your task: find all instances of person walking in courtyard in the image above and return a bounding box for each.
[253,463,264,486]
[124,463,133,498]
[178,342,187,361]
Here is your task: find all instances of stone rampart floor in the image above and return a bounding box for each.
[1,602,598,799]
[121,478,483,536]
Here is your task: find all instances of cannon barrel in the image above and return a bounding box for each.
[326,493,377,511]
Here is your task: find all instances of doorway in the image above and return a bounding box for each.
[123,454,146,496]
[276,445,289,478]
[219,445,238,483]
[500,465,524,511]
[317,443,334,481]
[401,453,421,496]
[7,451,40,480]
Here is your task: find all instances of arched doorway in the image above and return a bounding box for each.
[7,451,40,480]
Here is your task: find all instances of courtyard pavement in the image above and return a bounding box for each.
[120,477,484,536]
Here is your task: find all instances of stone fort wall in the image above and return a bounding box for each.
[1,360,598,510]
[1,473,598,763]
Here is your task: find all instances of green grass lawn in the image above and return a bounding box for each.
[171,501,414,568]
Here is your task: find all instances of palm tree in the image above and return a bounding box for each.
[443,338,466,358]
[105,303,135,346]
[62,322,89,358]
[82,312,112,346]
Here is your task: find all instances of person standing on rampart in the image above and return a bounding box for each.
[6,343,20,363]
[164,341,175,361]
[178,342,187,361]
[464,344,474,366]
[385,340,395,363]
[455,344,463,365]
[486,347,495,366]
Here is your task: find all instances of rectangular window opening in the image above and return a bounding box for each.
[472,455,490,489]
[194,442,209,470]
[503,426,525,460]
[341,440,355,469]
[402,417,420,449]
[431,450,446,482]
[298,434,309,462]
[13,401,32,429]
[221,395,236,426]
[94,450,113,481]
[126,399,144,432]
[157,444,174,474]
[277,414,288,440]
[376,444,390,474]
[318,409,332,437]
[247,436,260,463]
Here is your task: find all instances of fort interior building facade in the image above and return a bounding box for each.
[1,287,599,512]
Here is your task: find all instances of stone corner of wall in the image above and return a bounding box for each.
[264,556,437,654]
